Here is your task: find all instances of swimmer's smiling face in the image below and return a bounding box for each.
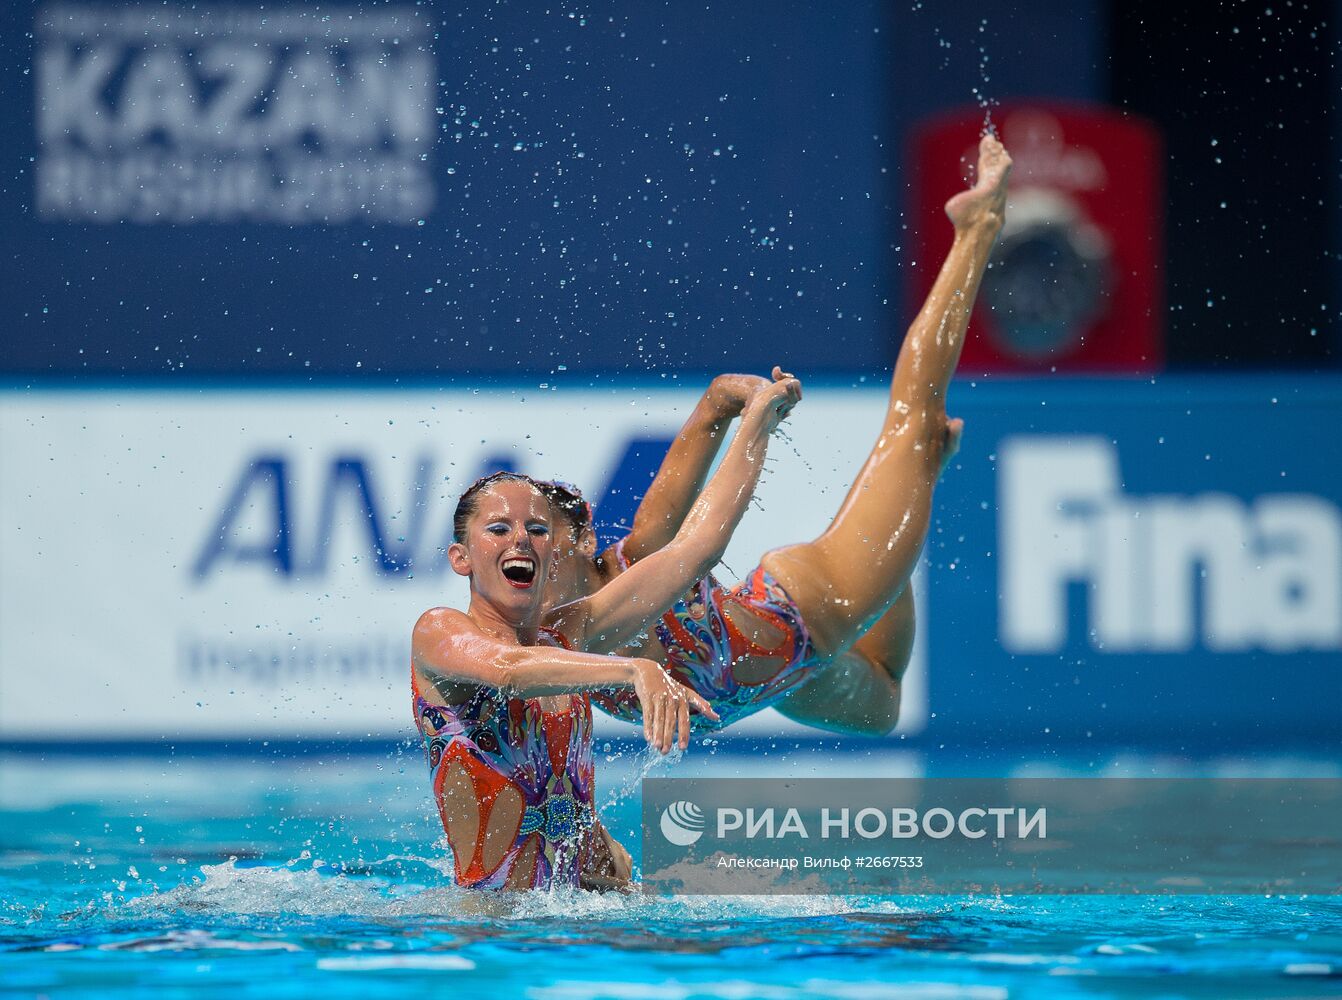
[448,480,555,617]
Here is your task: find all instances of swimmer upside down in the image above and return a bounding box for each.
[411,134,1013,891]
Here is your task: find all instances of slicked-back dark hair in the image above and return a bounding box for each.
[452,471,544,543]
[535,480,594,542]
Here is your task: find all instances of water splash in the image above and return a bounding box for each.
[599,740,686,816]
[114,853,948,925]
[972,19,998,134]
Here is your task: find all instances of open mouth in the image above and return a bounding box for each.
[501,556,537,588]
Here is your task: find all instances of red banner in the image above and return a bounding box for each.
[910,104,1164,373]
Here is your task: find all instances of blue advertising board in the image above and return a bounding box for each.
[4,374,1334,751]
[924,377,1341,747]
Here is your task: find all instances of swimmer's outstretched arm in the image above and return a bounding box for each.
[611,373,770,564]
[413,609,718,750]
[414,610,650,695]
[554,375,801,655]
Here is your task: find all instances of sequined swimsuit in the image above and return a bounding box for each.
[592,540,823,729]
[412,627,596,890]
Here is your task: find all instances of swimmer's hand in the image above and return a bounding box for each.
[740,367,803,436]
[706,373,772,418]
[580,820,635,893]
[632,659,718,753]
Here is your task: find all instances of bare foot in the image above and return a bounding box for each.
[945,133,1012,234]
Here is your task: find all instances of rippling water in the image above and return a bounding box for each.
[2,748,1340,998]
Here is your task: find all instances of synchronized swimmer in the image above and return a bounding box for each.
[411,134,1013,890]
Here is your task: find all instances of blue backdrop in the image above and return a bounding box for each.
[924,376,1341,748]
[0,0,1101,378]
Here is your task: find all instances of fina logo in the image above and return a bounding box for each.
[999,436,1342,653]
[659,801,705,846]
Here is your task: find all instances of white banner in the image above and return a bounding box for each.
[0,388,926,741]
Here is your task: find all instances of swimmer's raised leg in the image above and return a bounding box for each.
[778,422,960,734]
[762,134,1009,734]
[607,404,959,736]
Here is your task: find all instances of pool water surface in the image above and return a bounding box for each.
[2,746,1339,998]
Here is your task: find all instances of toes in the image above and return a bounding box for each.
[975,137,1012,189]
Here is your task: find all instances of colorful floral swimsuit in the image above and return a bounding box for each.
[413,627,596,890]
[592,540,824,729]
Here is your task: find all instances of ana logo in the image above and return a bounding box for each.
[659,800,705,846]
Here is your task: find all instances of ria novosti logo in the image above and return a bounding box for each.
[655,801,1048,845]
[659,801,705,846]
